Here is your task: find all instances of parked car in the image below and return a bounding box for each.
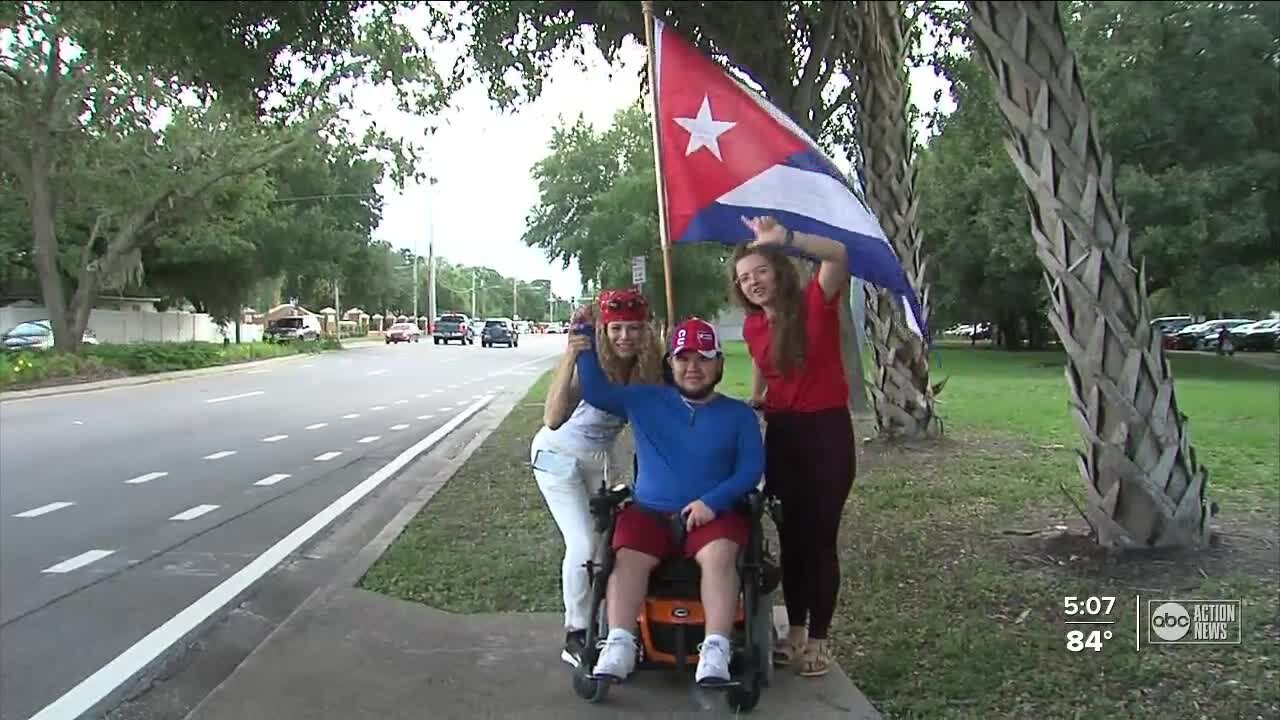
[1230,318,1280,351]
[433,313,474,345]
[265,315,322,342]
[385,322,423,344]
[1,320,99,351]
[1168,319,1254,351]
[481,318,519,348]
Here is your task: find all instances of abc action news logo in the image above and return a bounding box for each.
[1148,600,1242,645]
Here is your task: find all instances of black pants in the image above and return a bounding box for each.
[764,407,856,640]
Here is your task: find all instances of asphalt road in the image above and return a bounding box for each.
[0,336,560,720]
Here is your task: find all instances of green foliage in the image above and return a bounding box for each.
[525,103,730,322]
[1,0,452,350]
[917,0,1280,338]
[0,340,326,389]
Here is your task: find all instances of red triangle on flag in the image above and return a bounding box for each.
[654,19,809,243]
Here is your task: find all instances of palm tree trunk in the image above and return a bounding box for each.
[965,0,1213,548]
[852,0,942,439]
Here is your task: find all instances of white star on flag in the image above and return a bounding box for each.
[673,95,736,160]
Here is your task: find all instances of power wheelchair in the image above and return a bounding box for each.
[570,478,784,713]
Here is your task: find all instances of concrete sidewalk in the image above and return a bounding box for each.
[179,353,884,720]
[185,585,882,719]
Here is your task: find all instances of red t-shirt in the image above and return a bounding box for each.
[742,276,849,413]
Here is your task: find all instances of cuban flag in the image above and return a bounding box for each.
[652,17,929,341]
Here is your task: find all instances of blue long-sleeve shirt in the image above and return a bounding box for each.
[575,349,764,514]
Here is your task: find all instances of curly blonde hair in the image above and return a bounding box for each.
[595,320,665,385]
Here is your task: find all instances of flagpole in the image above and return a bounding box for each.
[642,0,677,333]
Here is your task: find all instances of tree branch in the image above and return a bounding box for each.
[41,27,63,119]
[794,2,841,120]
[79,212,109,270]
[815,82,856,135]
[0,63,24,93]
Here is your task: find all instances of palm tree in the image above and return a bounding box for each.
[964,0,1213,548]
[851,0,942,439]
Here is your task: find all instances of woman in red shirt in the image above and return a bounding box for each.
[731,215,855,678]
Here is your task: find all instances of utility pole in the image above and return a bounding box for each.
[426,169,439,324]
[512,277,518,318]
[471,270,477,318]
[412,245,419,327]
[427,242,436,323]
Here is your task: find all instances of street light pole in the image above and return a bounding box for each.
[471,270,477,318]
[512,277,517,318]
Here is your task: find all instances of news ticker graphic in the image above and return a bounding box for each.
[1061,595,1243,652]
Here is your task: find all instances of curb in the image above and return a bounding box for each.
[0,341,383,403]
[182,374,535,720]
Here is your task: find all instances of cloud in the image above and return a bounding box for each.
[364,18,953,301]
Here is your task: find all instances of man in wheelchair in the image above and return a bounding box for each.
[573,317,764,688]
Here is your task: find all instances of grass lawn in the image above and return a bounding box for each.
[359,344,1278,719]
[0,338,343,391]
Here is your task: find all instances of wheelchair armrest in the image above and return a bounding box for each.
[733,489,766,520]
[588,483,632,522]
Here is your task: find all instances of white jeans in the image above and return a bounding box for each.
[531,432,612,632]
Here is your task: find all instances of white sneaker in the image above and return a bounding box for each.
[695,634,732,686]
[592,629,637,681]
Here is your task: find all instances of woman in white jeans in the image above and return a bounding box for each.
[531,288,664,667]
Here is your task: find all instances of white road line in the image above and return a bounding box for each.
[205,391,264,404]
[125,472,168,485]
[245,369,271,375]
[357,435,381,444]
[26,396,495,720]
[390,424,409,431]
[203,450,236,460]
[14,501,75,518]
[394,399,408,405]
[73,420,84,425]
[314,451,342,461]
[416,393,428,399]
[472,394,484,400]
[447,384,460,389]
[261,435,288,443]
[169,504,219,521]
[305,423,328,430]
[455,400,468,407]
[301,364,316,369]
[254,473,291,487]
[366,369,388,376]
[42,549,115,574]
[370,405,387,411]
[416,415,434,421]
[432,389,443,394]
[342,413,360,419]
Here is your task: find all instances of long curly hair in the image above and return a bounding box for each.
[728,242,808,375]
[594,319,665,386]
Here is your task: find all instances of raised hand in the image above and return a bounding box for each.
[741,215,788,247]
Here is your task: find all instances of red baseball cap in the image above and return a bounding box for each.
[669,318,722,358]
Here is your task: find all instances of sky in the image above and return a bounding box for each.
[361,16,955,300]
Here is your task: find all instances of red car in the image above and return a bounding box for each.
[385,322,423,344]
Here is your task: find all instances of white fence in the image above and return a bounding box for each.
[0,305,263,344]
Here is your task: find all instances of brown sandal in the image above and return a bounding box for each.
[798,639,833,677]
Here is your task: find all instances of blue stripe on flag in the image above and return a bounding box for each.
[677,201,930,343]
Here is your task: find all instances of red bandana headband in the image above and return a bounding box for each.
[597,289,649,324]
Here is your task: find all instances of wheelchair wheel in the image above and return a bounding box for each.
[572,667,609,703]
[726,671,763,713]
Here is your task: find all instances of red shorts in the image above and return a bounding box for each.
[611,504,751,559]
